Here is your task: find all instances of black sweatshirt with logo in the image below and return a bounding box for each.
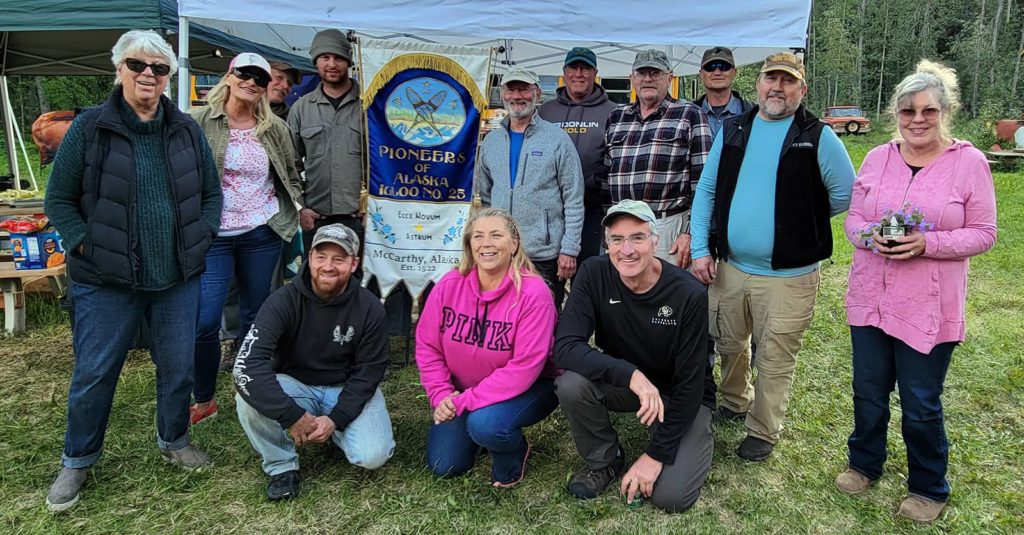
[233,261,388,431]
[554,255,714,464]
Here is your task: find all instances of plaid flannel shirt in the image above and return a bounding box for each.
[603,98,712,226]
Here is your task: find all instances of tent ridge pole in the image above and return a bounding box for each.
[177,16,190,111]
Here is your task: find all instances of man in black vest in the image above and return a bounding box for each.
[689,52,856,461]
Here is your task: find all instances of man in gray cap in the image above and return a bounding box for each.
[603,50,712,270]
[288,29,366,260]
[539,47,618,274]
[694,47,753,137]
[554,199,715,512]
[268,60,302,120]
[234,223,395,501]
[475,68,584,306]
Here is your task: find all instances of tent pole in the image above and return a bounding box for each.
[0,75,21,191]
[177,16,190,112]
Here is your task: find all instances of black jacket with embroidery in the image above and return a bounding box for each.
[233,260,388,431]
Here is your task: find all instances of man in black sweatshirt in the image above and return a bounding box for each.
[554,199,714,513]
[234,224,394,501]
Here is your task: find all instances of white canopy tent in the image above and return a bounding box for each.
[176,0,812,108]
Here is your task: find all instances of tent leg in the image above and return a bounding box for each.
[0,75,21,191]
[177,16,190,112]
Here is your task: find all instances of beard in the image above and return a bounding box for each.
[759,92,800,120]
[504,97,538,120]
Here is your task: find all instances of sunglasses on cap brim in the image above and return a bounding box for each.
[124,58,172,77]
[232,68,270,88]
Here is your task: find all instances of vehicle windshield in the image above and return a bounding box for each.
[828,108,864,117]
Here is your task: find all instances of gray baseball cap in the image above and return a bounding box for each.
[632,49,671,72]
[311,224,360,255]
[601,199,658,234]
[500,68,540,86]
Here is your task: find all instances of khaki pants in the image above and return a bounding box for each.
[709,261,819,444]
[653,210,688,264]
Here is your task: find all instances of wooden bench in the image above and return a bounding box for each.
[0,264,67,333]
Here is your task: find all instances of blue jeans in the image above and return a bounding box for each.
[235,374,395,476]
[847,326,956,502]
[194,225,281,403]
[62,279,200,468]
[426,379,557,484]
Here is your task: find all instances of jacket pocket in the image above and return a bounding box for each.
[300,125,326,159]
[708,295,722,340]
[544,209,551,245]
[348,124,363,155]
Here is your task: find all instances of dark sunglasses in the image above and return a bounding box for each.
[702,61,734,73]
[232,68,270,88]
[124,58,172,77]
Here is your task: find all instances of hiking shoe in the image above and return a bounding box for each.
[46,467,88,512]
[898,494,946,522]
[161,444,213,471]
[492,439,531,488]
[713,406,747,422]
[190,400,219,426]
[566,446,625,499]
[835,468,873,495]
[737,436,774,461]
[267,470,301,501]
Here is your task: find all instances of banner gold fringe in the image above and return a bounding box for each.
[362,53,488,112]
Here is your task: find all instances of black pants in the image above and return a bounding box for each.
[532,257,565,309]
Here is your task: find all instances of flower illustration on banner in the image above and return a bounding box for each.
[442,217,465,245]
[370,210,397,244]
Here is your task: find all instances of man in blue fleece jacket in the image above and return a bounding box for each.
[476,68,585,306]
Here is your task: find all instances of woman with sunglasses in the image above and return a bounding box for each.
[43,30,223,511]
[188,53,303,426]
[836,60,997,522]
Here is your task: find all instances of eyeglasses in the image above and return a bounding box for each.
[702,61,734,73]
[124,58,171,77]
[632,70,667,80]
[232,68,270,88]
[897,107,940,121]
[606,233,653,247]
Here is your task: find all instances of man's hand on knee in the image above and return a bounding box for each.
[306,416,337,444]
[629,370,664,426]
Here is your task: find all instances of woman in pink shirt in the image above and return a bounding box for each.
[835,60,997,523]
[416,208,559,487]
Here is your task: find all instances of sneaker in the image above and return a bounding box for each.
[492,439,531,488]
[161,444,213,471]
[46,467,88,512]
[898,494,947,522]
[835,468,873,495]
[267,470,301,501]
[737,436,774,461]
[566,446,625,499]
[190,400,219,426]
[713,406,747,422]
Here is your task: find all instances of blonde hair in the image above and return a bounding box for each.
[202,70,276,136]
[889,59,960,140]
[458,208,537,294]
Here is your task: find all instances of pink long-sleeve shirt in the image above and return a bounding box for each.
[844,140,997,354]
[415,268,559,416]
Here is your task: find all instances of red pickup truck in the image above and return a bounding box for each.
[822,106,872,135]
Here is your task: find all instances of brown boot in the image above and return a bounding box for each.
[835,468,872,495]
[897,494,946,522]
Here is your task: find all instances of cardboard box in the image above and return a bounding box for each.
[9,230,65,270]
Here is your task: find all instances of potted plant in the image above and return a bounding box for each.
[859,203,934,250]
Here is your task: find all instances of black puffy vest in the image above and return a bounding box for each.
[712,105,832,270]
[70,90,211,288]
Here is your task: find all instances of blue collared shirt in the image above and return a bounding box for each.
[701,94,748,138]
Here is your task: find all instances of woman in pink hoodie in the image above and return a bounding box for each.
[416,208,559,487]
[835,60,997,523]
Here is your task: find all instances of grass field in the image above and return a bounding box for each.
[1,131,1022,533]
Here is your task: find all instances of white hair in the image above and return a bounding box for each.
[889,59,960,138]
[110,30,178,84]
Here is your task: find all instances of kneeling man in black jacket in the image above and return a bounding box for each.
[233,224,394,501]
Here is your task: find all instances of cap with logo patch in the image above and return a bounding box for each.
[230,52,272,77]
[311,224,360,256]
[602,199,658,234]
[760,52,805,81]
[701,46,735,68]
